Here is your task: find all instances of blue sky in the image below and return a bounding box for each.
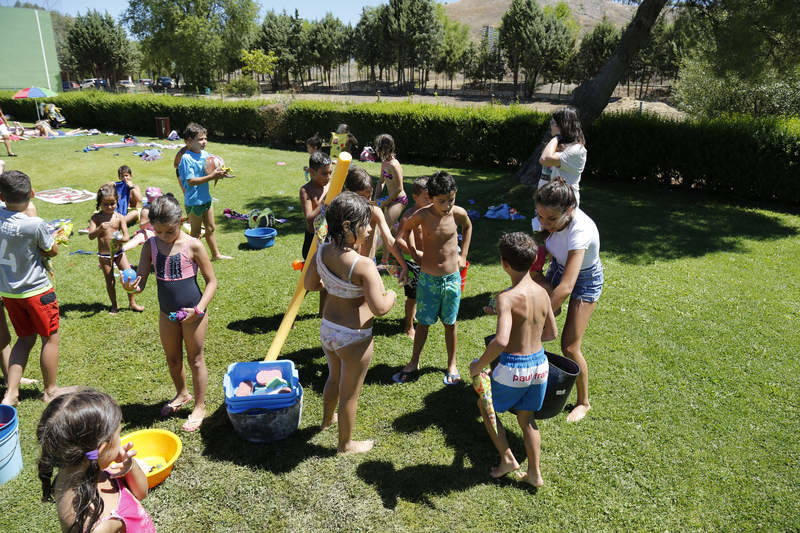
[16,0,398,26]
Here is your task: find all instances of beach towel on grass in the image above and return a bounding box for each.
[35,187,95,204]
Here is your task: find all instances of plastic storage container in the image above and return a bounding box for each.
[534,351,580,419]
[224,360,303,442]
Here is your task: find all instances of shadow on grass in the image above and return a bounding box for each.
[199,403,336,473]
[459,292,493,321]
[58,302,108,318]
[582,183,798,264]
[227,313,316,335]
[120,401,172,429]
[357,385,524,508]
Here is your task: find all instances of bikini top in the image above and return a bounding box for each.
[149,236,198,281]
[93,478,156,533]
[381,160,393,180]
[316,243,364,299]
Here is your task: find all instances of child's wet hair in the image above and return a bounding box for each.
[551,107,585,146]
[499,232,537,271]
[183,122,206,141]
[117,165,132,178]
[309,151,331,171]
[0,170,32,204]
[148,193,183,226]
[306,134,322,150]
[534,177,577,212]
[374,133,395,161]
[426,171,457,198]
[345,166,372,193]
[412,176,428,197]
[95,182,118,211]
[327,191,371,248]
[37,388,122,532]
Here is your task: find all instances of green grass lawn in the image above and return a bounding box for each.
[0,133,798,531]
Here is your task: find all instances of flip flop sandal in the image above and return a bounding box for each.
[392,369,418,384]
[182,416,203,432]
[443,372,462,386]
[160,394,193,417]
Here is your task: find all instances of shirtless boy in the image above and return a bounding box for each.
[392,171,471,385]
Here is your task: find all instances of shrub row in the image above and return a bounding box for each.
[2,92,798,203]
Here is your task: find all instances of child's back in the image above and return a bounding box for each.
[501,276,551,356]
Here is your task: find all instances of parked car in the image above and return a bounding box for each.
[62,81,79,91]
[156,76,175,89]
[80,78,98,89]
[139,78,153,87]
[119,80,135,89]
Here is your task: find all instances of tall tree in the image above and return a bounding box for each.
[499,0,539,94]
[67,10,136,85]
[575,16,621,82]
[218,0,259,77]
[354,6,384,81]
[433,5,471,92]
[258,10,294,90]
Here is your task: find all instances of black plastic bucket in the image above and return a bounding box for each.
[482,335,579,419]
[535,351,579,419]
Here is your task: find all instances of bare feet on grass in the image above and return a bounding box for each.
[43,385,81,404]
[490,458,520,479]
[338,439,374,455]
[130,302,144,312]
[109,306,119,315]
[212,254,233,261]
[1,394,18,406]
[320,412,338,430]
[566,403,591,423]
[404,327,415,340]
[515,470,544,487]
[20,377,39,386]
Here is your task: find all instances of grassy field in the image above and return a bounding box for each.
[0,132,798,532]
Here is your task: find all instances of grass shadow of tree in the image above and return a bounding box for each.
[120,401,174,429]
[583,182,798,264]
[356,385,525,508]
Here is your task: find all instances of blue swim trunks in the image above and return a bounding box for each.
[491,350,549,413]
[415,271,461,325]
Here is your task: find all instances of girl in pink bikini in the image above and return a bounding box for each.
[373,134,407,231]
[37,388,156,533]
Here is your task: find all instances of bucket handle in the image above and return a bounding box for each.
[0,428,20,464]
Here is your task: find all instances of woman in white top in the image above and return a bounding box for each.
[531,178,603,423]
[538,108,587,205]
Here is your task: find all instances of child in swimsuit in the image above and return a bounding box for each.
[469,232,558,487]
[88,183,143,314]
[123,194,217,433]
[392,171,472,386]
[395,177,431,339]
[122,187,162,252]
[38,388,155,533]
[373,134,407,245]
[344,166,409,276]
[114,165,144,227]
[304,192,396,454]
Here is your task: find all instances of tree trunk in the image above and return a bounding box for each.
[514,0,668,185]
[570,0,668,125]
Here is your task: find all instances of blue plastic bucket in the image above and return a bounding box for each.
[0,405,23,486]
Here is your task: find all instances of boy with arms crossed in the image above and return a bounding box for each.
[469,232,557,486]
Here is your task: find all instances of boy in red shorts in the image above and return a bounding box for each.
[0,170,61,405]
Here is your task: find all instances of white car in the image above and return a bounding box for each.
[119,80,135,89]
[80,78,98,89]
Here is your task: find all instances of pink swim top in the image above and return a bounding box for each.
[316,243,364,299]
[149,237,198,281]
[94,478,156,532]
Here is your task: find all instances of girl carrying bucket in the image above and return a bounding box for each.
[37,388,155,532]
[531,178,603,423]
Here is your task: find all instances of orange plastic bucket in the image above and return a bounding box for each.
[460,261,469,292]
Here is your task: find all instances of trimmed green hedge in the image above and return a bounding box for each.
[2,92,798,203]
[587,112,800,203]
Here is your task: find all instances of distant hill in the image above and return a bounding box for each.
[443,0,636,41]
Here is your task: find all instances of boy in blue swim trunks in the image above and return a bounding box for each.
[469,232,557,486]
[392,171,472,385]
